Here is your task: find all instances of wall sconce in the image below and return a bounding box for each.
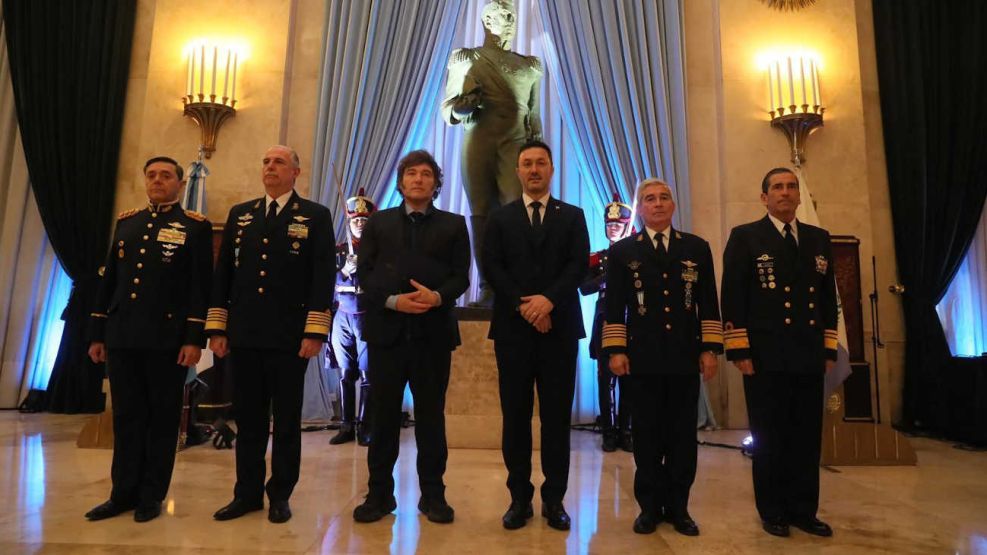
[182,42,242,158]
[766,53,824,167]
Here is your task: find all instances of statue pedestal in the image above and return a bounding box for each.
[446,309,540,449]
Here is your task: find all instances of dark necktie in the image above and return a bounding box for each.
[655,233,667,257]
[530,201,542,228]
[409,211,424,250]
[783,222,798,258]
[266,200,279,229]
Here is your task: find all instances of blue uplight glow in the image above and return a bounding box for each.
[29,260,72,391]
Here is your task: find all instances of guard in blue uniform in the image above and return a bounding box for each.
[579,193,633,452]
[208,146,335,524]
[603,178,722,537]
[721,167,838,539]
[85,156,213,523]
[329,188,376,446]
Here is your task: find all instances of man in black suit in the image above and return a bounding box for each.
[85,156,212,523]
[483,140,590,531]
[351,150,470,525]
[207,145,335,524]
[603,178,723,537]
[721,167,838,538]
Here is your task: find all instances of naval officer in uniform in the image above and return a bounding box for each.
[86,156,213,523]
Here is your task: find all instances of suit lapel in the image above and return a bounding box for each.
[664,227,682,269]
[636,231,661,266]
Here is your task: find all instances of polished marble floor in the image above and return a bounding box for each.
[1,412,985,554]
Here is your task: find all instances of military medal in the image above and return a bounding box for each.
[287,223,309,239]
[636,291,645,314]
[292,241,301,249]
[634,280,642,288]
[628,260,641,271]
[815,255,829,275]
[118,249,125,259]
[157,228,186,245]
[769,282,776,289]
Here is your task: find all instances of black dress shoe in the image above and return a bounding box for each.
[213,498,264,521]
[134,502,161,523]
[268,500,292,523]
[762,518,791,537]
[85,499,133,521]
[619,431,634,453]
[670,514,700,536]
[601,433,619,452]
[792,517,833,537]
[353,494,397,523]
[417,496,455,524]
[633,511,659,534]
[541,502,571,531]
[502,501,534,530]
[357,425,371,447]
[329,425,355,445]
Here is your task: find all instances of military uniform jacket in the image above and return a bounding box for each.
[206,191,335,350]
[89,203,213,350]
[720,215,838,373]
[601,229,723,374]
[578,248,609,360]
[334,240,365,314]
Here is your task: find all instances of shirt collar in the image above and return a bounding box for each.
[402,202,434,217]
[147,199,180,213]
[767,213,798,237]
[645,225,671,245]
[522,192,551,207]
[265,190,294,210]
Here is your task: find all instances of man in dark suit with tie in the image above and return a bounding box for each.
[85,156,212,523]
[603,178,722,537]
[483,140,590,531]
[207,145,335,524]
[721,167,838,538]
[351,150,470,525]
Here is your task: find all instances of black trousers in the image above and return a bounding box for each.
[629,372,699,518]
[331,311,369,424]
[743,371,824,522]
[106,349,187,505]
[230,348,307,503]
[597,357,630,433]
[366,341,451,500]
[495,336,578,505]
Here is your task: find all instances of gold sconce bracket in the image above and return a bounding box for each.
[770,110,823,168]
[183,101,235,159]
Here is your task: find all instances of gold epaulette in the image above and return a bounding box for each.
[449,48,479,66]
[185,209,206,221]
[117,208,139,220]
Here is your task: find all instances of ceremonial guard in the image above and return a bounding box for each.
[85,156,213,523]
[579,193,634,452]
[720,167,838,538]
[329,188,376,446]
[602,178,722,537]
[208,145,335,524]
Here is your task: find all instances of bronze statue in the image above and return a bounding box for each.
[443,0,543,305]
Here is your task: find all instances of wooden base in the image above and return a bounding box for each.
[76,378,113,449]
[821,388,916,465]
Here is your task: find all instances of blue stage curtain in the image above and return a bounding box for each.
[937,206,987,357]
[310,0,466,238]
[535,0,690,228]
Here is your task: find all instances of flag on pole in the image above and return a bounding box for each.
[182,148,210,384]
[794,167,853,396]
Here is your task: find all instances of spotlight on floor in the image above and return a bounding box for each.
[741,435,754,458]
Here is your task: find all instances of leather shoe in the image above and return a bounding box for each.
[541,502,571,531]
[670,513,700,536]
[633,511,659,534]
[213,498,263,521]
[357,425,371,447]
[133,502,161,523]
[329,425,355,445]
[762,518,791,537]
[268,500,292,523]
[502,501,534,530]
[601,433,619,452]
[85,499,133,521]
[353,494,397,523]
[418,496,455,524]
[619,431,634,453]
[792,517,833,537]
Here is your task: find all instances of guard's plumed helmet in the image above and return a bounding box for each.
[604,193,632,224]
[346,188,375,219]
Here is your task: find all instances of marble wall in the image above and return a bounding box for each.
[114,0,907,428]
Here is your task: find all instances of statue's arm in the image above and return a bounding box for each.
[442,49,482,125]
[526,58,544,140]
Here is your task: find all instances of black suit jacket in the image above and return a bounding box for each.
[720,215,839,373]
[206,191,335,350]
[357,204,471,350]
[483,197,589,344]
[89,204,213,350]
[602,228,723,374]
